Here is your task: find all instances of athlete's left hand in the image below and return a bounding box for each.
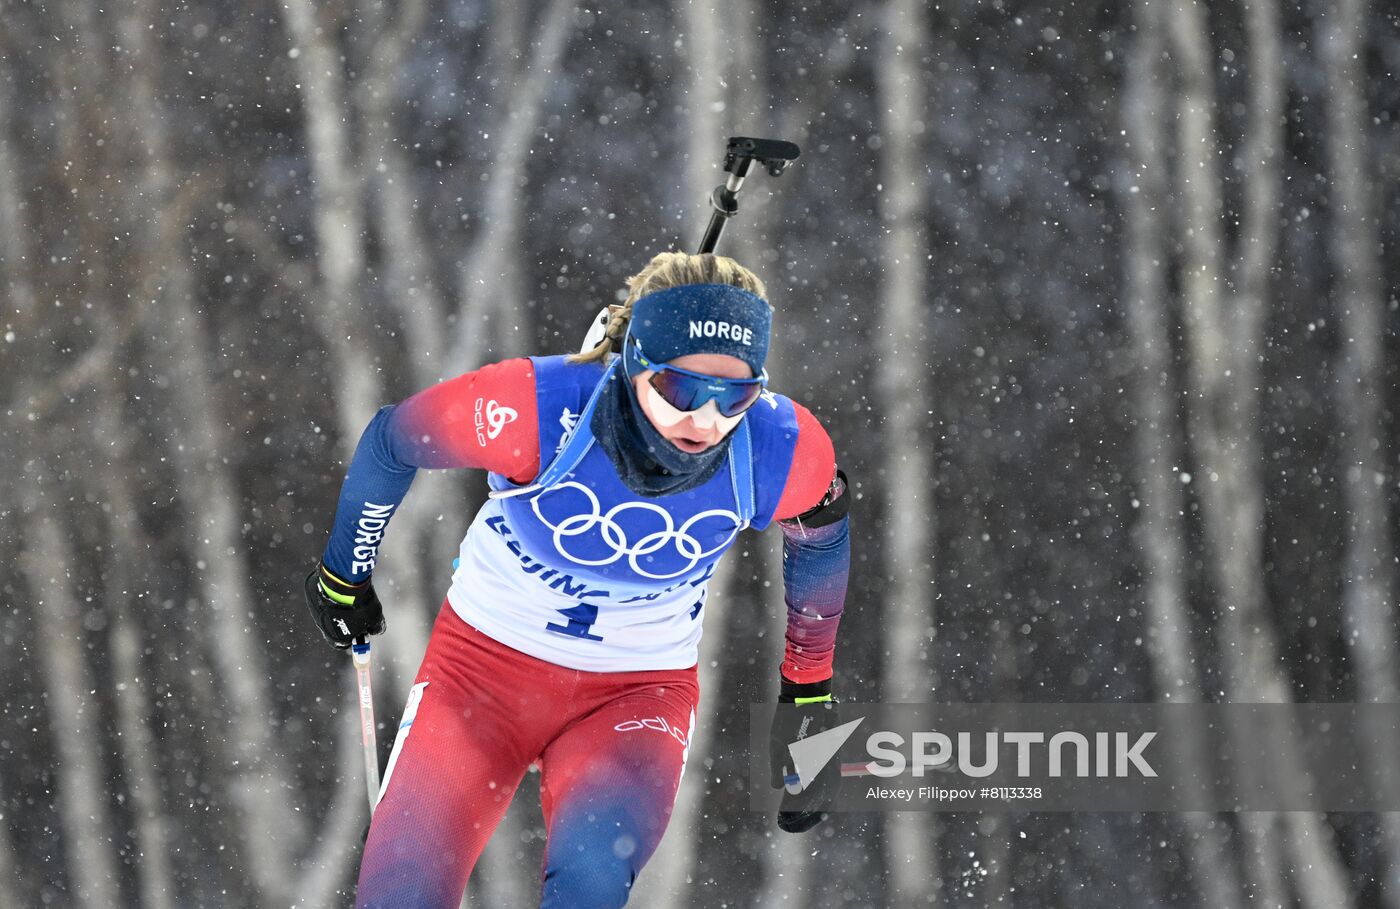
[768,674,841,833]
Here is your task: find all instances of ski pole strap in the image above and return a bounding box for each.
[319,565,365,606]
[779,672,832,703]
[320,581,355,606]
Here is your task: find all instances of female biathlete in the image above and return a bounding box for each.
[303,252,851,908]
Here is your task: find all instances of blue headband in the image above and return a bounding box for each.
[624,284,772,376]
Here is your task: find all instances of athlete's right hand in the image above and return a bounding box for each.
[303,565,387,650]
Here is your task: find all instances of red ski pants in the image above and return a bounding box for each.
[355,602,699,908]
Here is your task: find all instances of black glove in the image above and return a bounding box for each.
[768,672,840,833]
[303,565,386,650]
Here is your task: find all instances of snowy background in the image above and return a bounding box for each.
[3,0,1400,906]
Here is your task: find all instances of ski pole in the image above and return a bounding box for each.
[351,637,380,815]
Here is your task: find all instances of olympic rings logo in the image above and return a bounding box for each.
[530,481,742,580]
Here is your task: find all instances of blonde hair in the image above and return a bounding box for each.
[569,252,769,365]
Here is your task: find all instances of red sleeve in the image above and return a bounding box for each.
[387,358,540,484]
[772,402,837,521]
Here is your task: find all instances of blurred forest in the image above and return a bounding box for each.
[2,0,1399,906]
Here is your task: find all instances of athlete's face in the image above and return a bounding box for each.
[633,353,753,453]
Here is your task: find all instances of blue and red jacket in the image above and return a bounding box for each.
[321,356,848,682]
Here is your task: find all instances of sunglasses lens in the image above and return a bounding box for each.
[649,371,763,417]
[718,384,762,417]
[649,371,704,411]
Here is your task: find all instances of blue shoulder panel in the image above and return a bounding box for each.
[741,389,802,531]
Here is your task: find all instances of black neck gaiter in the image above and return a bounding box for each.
[590,366,733,497]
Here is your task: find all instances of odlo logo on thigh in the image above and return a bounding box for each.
[614,716,689,748]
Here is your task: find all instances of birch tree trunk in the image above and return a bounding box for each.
[0,40,33,320]
[114,5,305,902]
[757,823,814,909]
[728,0,762,130]
[1120,4,1245,906]
[1236,4,1353,904]
[109,613,178,909]
[1320,2,1400,905]
[452,0,574,367]
[876,0,938,904]
[684,0,724,223]
[978,559,1013,908]
[141,273,315,906]
[357,0,436,370]
[18,478,123,909]
[1123,0,1197,711]
[1166,2,1288,904]
[0,28,40,905]
[280,0,381,440]
[295,706,375,909]
[0,772,18,901]
[1167,1,1350,905]
[91,391,179,909]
